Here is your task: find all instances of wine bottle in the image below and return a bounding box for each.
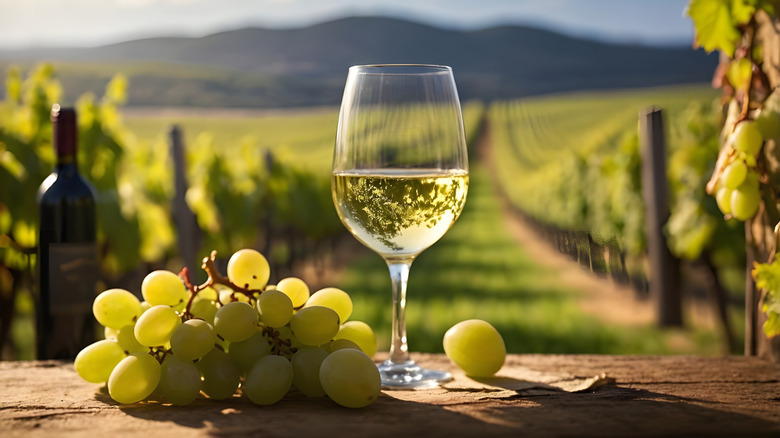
[36,104,99,360]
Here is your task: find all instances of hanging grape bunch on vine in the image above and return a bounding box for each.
[688,0,780,342]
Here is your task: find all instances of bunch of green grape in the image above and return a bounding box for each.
[75,248,381,408]
[714,109,780,221]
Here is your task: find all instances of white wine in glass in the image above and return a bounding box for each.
[332,64,469,388]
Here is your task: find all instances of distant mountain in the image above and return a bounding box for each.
[0,16,717,108]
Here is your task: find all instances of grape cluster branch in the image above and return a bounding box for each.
[179,250,265,318]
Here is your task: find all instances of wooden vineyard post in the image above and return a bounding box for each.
[639,107,682,327]
[169,125,203,277]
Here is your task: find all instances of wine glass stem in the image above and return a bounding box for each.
[387,261,412,364]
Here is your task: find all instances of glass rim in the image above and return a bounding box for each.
[348,64,452,75]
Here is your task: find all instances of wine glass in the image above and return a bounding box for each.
[331,64,469,388]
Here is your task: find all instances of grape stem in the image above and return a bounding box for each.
[705,147,738,195]
[262,326,296,357]
[173,250,298,359]
[735,18,757,124]
[178,250,265,319]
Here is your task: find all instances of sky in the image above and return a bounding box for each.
[0,0,696,50]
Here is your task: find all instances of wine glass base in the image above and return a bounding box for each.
[378,358,452,389]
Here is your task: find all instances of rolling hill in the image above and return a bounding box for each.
[0,16,717,108]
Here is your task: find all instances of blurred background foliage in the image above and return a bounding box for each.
[1,58,744,359]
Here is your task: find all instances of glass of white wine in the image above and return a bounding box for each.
[331,64,469,388]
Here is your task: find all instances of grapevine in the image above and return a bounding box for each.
[687,0,780,339]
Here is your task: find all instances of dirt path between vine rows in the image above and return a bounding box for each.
[474,116,719,336]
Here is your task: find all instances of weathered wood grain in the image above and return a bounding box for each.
[1,354,778,437]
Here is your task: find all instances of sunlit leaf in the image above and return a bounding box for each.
[5,66,21,103]
[104,73,128,105]
[764,310,780,337]
[0,205,11,235]
[730,0,757,24]
[687,0,741,56]
[12,220,36,248]
[0,147,27,181]
[753,259,780,293]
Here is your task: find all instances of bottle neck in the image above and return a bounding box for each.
[54,154,78,176]
[51,106,78,171]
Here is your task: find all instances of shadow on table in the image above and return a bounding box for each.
[108,378,780,437]
[436,374,780,437]
[114,391,500,436]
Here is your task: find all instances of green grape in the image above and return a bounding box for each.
[141,270,188,307]
[227,248,270,290]
[197,348,240,400]
[197,286,219,302]
[755,110,780,140]
[140,301,152,313]
[134,305,181,347]
[721,160,747,189]
[276,277,310,308]
[304,287,353,323]
[334,320,377,358]
[716,186,734,215]
[731,184,761,221]
[324,338,361,353]
[256,289,294,328]
[107,352,161,404]
[190,297,218,324]
[219,288,250,304]
[215,335,230,351]
[74,339,126,383]
[214,301,258,342]
[170,319,216,361]
[104,326,118,339]
[726,57,752,92]
[732,120,763,155]
[243,354,293,406]
[227,330,271,373]
[743,169,761,189]
[289,306,340,347]
[116,324,146,353]
[93,288,143,329]
[159,355,201,406]
[319,349,381,408]
[291,347,329,397]
[443,319,506,377]
[173,300,187,313]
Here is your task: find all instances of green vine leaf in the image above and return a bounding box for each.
[752,259,780,337]
[753,259,780,293]
[731,0,758,24]
[687,0,752,56]
[764,310,780,337]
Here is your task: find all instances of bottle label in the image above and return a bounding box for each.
[48,243,99,315]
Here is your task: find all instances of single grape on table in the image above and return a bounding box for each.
[443,319,506,377]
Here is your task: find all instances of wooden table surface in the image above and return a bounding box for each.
[1,353,779,437]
